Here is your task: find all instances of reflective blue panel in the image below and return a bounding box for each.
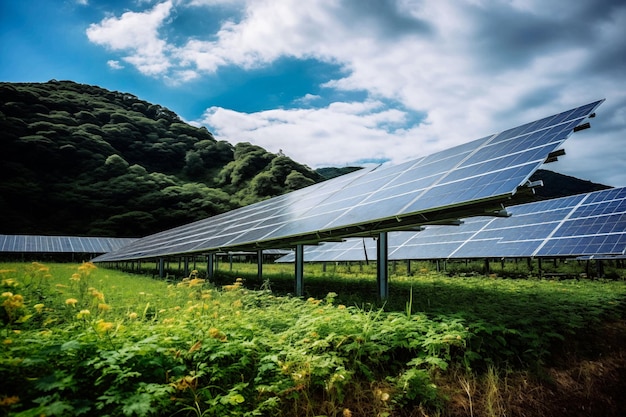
[275,186,625,262]
[94,100,605,261]
[0,235,136,253]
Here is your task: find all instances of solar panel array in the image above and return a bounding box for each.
[0,235,137,254]
[93,100,604,263]
[276,187,626,262]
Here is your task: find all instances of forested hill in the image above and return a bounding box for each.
[0,80,331,237]
[0,80,608,239]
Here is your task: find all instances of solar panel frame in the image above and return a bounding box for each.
[94,100,605,262]
[275,187,626,263]
[0,235,137,254]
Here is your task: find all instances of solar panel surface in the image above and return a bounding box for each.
[276,187,626,262]
[93,100,604,262]
[0,235,137,254]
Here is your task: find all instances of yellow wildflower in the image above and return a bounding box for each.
[232,299,243,309]
[3,339,11,345]
[96,320,114,333]
[78,262,97,274]
[89,288,105,301]
[128,312,138,320]
[97,303,111,312]
[70,273,81,282]
[76,310,91,319]
[162,318,175,325]
[188,278,205,287]
[208,327,227,341]
[2,293,24,310]
[65,298,78,307]
[0,395,20,406]
[34,303,45,313]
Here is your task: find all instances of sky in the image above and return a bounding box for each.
[1,0,625,187]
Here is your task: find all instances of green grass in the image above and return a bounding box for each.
[2,262,626,416]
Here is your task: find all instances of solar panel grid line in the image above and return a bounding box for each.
[448,216,499,258]
[93,100,605,262]
[107,165,379,259]
[276,185,624,263]
[394,135,497,216]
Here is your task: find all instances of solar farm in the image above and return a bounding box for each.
[3,100,626,417]
[86,99,625,296]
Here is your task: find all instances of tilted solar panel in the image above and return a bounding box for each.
[93,100,604,262]
[0,235,137,254]
[275,187,626,262]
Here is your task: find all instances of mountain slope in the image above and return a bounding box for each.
[0,80,322,236]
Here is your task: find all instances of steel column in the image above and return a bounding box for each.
[295,244,304,296]
[377,232,389,300]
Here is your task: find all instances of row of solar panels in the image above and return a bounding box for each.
[92,100,605,262]
[276,186,626,262]
[0,235,136,254]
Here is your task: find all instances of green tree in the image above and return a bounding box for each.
[285,170,316,190]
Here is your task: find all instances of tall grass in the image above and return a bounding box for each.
[2,262,626,417]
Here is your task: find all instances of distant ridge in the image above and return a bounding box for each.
[529,169,611,199]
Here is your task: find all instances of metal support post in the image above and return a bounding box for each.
[257,250,263,280]
[377,232,389,300]
[207,254,214,279]
[158,258,164,279]
[295,244,304,296]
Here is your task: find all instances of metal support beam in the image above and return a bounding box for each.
[207,254,214,280]
[158,258,164,279]
[257,250,263,281]
[377,232,389,300]
[295,244,304,297]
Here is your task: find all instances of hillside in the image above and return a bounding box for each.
[0,80,325,237]
[0,80,609,239]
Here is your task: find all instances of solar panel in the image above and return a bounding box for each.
[94,100,604,262]
[276,187,626,262]
[0,235,137,254]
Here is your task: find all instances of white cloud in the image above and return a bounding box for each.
[293,94,321,106]
[86,0,626,185]
[107,60,124,70]
[86,1,174,76]
[201,100,438,167]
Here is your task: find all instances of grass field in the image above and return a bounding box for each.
[2,262,626,416]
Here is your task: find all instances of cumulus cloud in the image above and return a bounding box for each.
[86,0,626,185]
[107,60,124,70]
[86,1,174,75]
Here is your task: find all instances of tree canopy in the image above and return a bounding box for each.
[0,81,335,237]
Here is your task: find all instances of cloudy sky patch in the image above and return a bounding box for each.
[1,0,624,186]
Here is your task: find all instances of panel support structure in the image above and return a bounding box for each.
[295,244,304,297]
[257,250,263,281]
[158,257,164,279]
[377,232,389,300]
[207,254,214,280]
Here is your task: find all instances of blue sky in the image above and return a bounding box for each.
[1,0,625,187]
